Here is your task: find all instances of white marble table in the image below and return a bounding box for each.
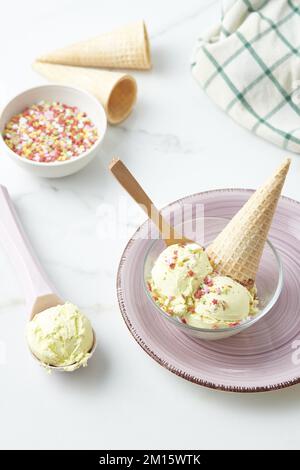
[0,0,300,450]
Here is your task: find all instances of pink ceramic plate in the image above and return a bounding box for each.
[117,189,300,393]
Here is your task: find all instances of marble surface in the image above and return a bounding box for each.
[0,0,300,450]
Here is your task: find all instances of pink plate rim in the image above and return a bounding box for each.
[116,188,300,393]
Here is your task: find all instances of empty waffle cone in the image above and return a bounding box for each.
[33,61,137,124]
[206,158,291,287]
[37,20,151,70]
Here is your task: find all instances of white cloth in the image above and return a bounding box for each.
[192,0,300,153]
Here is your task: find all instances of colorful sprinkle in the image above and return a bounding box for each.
[194,288,204,299]
[204,276,214,286]
[3,101,99,163]
[203,285,210,294]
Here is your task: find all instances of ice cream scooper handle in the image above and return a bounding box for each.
[0,185,55,304]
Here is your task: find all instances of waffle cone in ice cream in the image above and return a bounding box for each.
[37,21,151,70]
[33,61,137,124]
[206,158,291,287]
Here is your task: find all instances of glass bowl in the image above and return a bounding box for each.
[143,217,283,340]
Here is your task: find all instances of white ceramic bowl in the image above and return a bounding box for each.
[0,85,107,178]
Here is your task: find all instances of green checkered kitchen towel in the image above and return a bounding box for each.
[191,0,300,153]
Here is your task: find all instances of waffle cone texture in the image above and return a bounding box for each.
[206,158,291,287]
[33,62,137,124]
[37,20,151,70]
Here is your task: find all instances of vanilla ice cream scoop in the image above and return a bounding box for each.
[148,240,258,329]
[0,185,96,372]
[26,302,94,371]
[151,243,213,298]
[188,276,256,329]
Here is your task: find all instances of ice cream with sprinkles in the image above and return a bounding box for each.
[2,100,98,163]
[148,243,258,329]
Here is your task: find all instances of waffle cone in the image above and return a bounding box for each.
[33,61,137,124]
[206,158,291,286]
[37,21,151,70]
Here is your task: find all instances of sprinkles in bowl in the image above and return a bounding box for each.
[2,100,99,163]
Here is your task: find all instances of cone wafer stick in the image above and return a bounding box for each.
[33,61,137,124]
[206,158,291,287]
[37,21,151,70]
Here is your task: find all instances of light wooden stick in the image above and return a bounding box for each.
[109,158,191,245]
